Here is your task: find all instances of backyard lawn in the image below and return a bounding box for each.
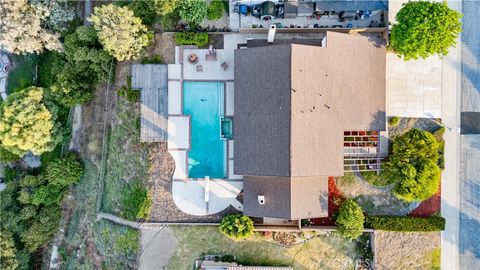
[166,226,360,270]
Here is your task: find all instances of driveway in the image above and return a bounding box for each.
[172,179,243,216]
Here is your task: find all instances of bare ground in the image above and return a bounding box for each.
[144,33,176,64]
[374,231,440,270]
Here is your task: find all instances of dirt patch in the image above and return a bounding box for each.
[374,231,440,270]
[147,144,240,222]
[144,33,177,64]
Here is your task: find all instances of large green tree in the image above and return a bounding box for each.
[382,129,442,202]
[89,4,151,61]
[336,199,365,240]
[389,1,462,60]
[178,0,207,24]
[48,26,112,107]
[0,87,63,156]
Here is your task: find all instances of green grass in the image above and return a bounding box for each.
[336,173,356,187]
[101,99,149,220]
[7,54,38,93]
[361,171,395,187]
[93,220,139,269]
[167,226,359,270]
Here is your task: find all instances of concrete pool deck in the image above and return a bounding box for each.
[165,45,243,216]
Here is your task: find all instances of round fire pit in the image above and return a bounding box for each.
[188,53,199,64]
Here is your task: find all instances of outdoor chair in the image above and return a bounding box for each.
[221,62,229,71]
[196,65,203,72]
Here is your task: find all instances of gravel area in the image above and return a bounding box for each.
[389,117,442,139]
[147,143,240,222]
[374,231,440,270]
[336,173,415,216]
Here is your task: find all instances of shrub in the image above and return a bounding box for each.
[141,55,163,64]
[175,32,209,47]
[122,181,151,221]
[389,1,462,60]
[178,0,207,24]
[388,116,399,126]
[335,199,365,240]
[118,76,140,103]
[44,154,84,187]
[382,129,441,202]
[365,216,446,232]
[219,214,254,240]
[207,1,225,20]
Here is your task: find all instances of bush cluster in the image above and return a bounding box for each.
[175,32,209,47]
[122,181,151,221]
[382,129,442,202]
[207,1,225,20]
[335,199,365,240]
[365,216,446,232]
[219,214,254,240]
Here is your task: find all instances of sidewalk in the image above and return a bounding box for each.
[440,0,463,269]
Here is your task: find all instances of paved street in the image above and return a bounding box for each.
[459,1,480,269]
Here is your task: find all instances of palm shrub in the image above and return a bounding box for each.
[219,214,254,240]
[336,199,365,240]
[389,1,462,60]
[382,129,441,202]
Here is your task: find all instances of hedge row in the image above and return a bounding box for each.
[365,216,446,232]
[175,32,209,47]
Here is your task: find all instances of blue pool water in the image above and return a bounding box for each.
[183,81,226,178]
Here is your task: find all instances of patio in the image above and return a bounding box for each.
[172,178,243,216]
[182,49,234,81]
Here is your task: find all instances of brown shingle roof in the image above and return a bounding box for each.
[234,32,386,178]
[243,176,328,219]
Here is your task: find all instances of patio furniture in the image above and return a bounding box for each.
[206,53,217,61]
[196,65,203,72]
[221,62,229,71]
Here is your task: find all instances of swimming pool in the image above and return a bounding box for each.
[183,81,226,178]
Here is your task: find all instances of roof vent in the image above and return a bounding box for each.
[268,25,276,43]
[258,195,265,205]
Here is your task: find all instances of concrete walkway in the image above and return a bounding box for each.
[440,0,463,269]
[172,179,243,216]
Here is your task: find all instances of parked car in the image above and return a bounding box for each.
[251,1,284,20]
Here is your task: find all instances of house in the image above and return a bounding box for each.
[234,32,386,220]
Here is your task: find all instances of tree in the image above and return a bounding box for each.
[32,0,76,32]
[219,214,254,240]
[0,87,61,156]
[89,4,151,61]
[44,154,84,187]
[0,0,62,54]
[0,230,19,270]
[389,1,462,60]
[48,26,112,107]
[207,1,225,21]
[153,0,180,16]
[382,128,442,202]
[21,206,61,252]
[335,199,365,240]
[178,0,207,24]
